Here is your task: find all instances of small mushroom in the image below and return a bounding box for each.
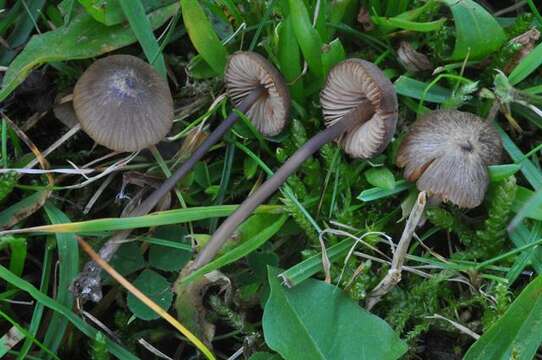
[396,109,502,208]
[190,58,398,270]
[73,54,174,152]
[71,51,289,302]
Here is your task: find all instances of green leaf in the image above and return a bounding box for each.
[1,204,282,235]
[148,226,192,272]
[488,164,521,182]
[464,275,542,360]
[263,268,408,360]
[287,0,324,82]
[181,214,288,285]
[364,167,395,190]
[512,186,542,221]
[277,16,304,103]
[357,180,413,202]
[321,38,346,77]
[118,0,167,78]
[127,269,173,320]
[181,0,228,74]
[108,242,146,277]
[441,0,505,61]
[509,41,542,85]
[394,76,452,103]
[0,4,178,102]
[249,352,282,360]
[77,0,176,26]
[371,16,445,32]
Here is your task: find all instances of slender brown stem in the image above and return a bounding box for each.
[191,101,374,270]
[72,88,264,302]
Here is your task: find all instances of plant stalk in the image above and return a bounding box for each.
[72,87,264,302]
[191,101,374,270]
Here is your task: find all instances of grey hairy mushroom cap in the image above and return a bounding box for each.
[224,51,290,136]
[396,109,503,208]
[320,58,398,159]
[73,55,173,152]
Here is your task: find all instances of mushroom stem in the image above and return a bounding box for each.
[191,100,374,270]
[72,87,264,302]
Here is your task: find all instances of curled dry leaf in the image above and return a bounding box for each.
[504,28,541,74]
[174,263,232,346]
[397,41,433,73]
[397,110,502,208]
[357,6,374,31]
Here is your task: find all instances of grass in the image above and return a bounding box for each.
[1,0,542,359]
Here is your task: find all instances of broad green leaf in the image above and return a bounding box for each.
[181,0,228,74]
[364,167,395,190]
[509,41,542,85]
[464,275,542,360]
[287,0,324,82]
[180,214,288,285]
[148,225,191,272]
[249,352,282,360]
[441,0,505,60]
[118,0,167,78]
[127,269,173,320]
[0,265,138,359]
[0,4,178,102]
[394,76,452,103]
[358,180,413,202]
[263,268,408,360]
[108,242,146,277]
[77,0,176,25]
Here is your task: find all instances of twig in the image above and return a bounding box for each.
[366,191,427,310]
[426,314,480,340]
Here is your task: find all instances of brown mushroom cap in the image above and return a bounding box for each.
[396,109,503,208]
[224,51,290,137]
[73,55,173,152]
[320,58,398,159]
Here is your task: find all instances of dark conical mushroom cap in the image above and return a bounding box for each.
[396,110,502,208]
[320,58,398,158]
[73,55,173,152]
[224,51,290,136]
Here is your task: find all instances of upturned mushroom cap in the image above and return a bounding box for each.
[224,51,290,136]
[320,58,398,158]
[73,55,173,152]
[396,109,502,208]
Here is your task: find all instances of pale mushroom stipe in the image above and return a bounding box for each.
[189,58,398,271]
[396,109,503,208]
[72,51,290,302]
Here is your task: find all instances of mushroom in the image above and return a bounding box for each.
[396,109,502,208]
[190,58,398,270]
[73,54,174,151]
[72,51,290,302]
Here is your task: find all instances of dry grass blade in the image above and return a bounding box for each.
[75,236,216,360]
[366,191,427,310]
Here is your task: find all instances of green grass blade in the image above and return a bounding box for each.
[0,265,138,359]
[181,214,288,285]
[180,0,228,74]
[371,16,445,32]
[0,204,283,235]
[16,240,53,359]
[509,41,542,85]
[41,204,79,355]
[394,76,452,103]
[118,0,167,78]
